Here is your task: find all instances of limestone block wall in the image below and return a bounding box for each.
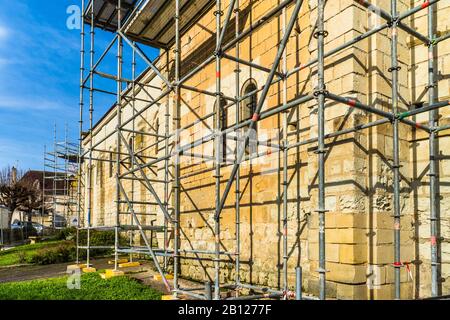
[361,0,415,300]
[168,0,379,299]
[80,0,450,299]
[408,0,450,298]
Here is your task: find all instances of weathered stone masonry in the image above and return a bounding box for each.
[81,0,450,299]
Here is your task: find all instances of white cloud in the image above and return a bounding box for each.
[0,96,66,111]
[0,25,8,39]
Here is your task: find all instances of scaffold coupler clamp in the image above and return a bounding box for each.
[388,65,401,73]
[387,16,399,28]
[317,267,329,274]
[313,87,328,97]
[428,37,438,47]
[213,9,224,17]
[425,83,437,90]
[313,30,329,39]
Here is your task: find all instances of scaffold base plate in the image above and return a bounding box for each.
[100,269,125,279]
[82,267,97,273]
[154,274,174,281]
[119,262,141,268]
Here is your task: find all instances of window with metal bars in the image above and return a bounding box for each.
[241,79,258,157]
[214,97,228,163]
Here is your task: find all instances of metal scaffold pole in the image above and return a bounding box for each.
[234,0,241,298]
[427,1,439,298]
[76,0,86,252]
[163,50,170,272]
[214,0,223,301]
[390,0,401,300]
[42,145,46,226]
[316,0,327,301]
[173,0,181,297]
[53,124,57,230]
[115,0,123,271]
[86,0,95,268]
[129,42,136,263]
[281,4,289,298]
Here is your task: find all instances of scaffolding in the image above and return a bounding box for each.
[43,125,79,229]
[75,0,450,300]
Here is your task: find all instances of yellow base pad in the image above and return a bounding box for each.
[108,259,128,265]
[101,269,125,279]
[154,274,174,281]
[67,264,87,271]
[119,262,141,268]
[82,267,97,273]
[105,269,125,276]
[161,295,177,300]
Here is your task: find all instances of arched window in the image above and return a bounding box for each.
[214,97,228,163]
[128,137,134,153]
[154,119,160,155]
[241,80,257,120]
[241,80,258,156]
[128,137,135,169]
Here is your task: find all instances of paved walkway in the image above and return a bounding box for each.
[0,258,111,283]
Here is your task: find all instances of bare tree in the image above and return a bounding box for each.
[0,166,40,228]
[20,180,43,222]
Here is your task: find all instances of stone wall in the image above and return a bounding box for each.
[408,0,450,298]
[81,0,450,299]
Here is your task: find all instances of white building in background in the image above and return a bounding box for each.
[0,206,9,229]
[0,206,9,245]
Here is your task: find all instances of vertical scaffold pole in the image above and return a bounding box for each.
[214,0,223,301]
[64,124,69,222]
[164,50,170,271]
[427,2,439,298]
[316,0,327,301]
[173,0,181,297]
[76,0,85,265]
[390,0,401,300]
[129,43,136,263]
[234,0,241,297]
[114,0,123,271]
[42,145,47,227]
[53,124,57,230]
[86,0,95,268]
[282,4,289,297]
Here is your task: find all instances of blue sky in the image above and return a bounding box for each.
[0,0,159,171]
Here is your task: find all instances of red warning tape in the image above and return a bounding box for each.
[421,1,430,9]
[431,236,437,246]
[393,261,414,281]
[347,99,357,107]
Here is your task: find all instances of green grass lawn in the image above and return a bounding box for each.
[0,240,67,267]
[0,273,162,300]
